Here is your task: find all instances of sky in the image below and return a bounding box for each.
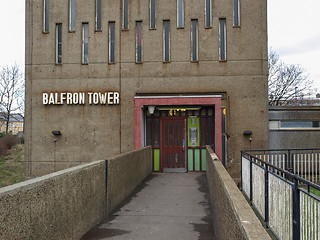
[0,0,319,94]
[268,0,320,94]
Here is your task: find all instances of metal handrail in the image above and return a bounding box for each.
[242,151,320,192]
[241,150,320,240]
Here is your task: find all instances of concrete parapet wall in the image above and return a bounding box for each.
[206,146,271,240]
[0,147,152,240]
[0,161,106,240]
[106,147,152,214]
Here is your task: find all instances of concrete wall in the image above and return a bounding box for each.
[0,147,151,240]
[206,146,271,240]
[269,106,320,149]
[106,147,152,214]
[0,161,106,240]
[25,0,269,181]
[269,130,320,149]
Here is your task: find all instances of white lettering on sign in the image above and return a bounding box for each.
[43,92,120,106]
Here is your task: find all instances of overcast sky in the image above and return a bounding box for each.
[0,0,319,93]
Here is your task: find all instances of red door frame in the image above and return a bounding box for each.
[135,96,223,161]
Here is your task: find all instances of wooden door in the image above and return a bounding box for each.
[161,118,186,171]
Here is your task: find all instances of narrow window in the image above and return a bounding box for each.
[43,0,50,32]
[233,0,240,27]
[122,0,129,30]
[191,19,198,62]
[163,20,170,62]
[69,0,75,32]
[150,0,156,29]
[82,23,89,64]
[109,22,115,63]
[219,18,226,61]
[96,0,102,31]
[177,0,184,28]
[205,0,212,28]
[56,23,62,64]
[136,21,143,63]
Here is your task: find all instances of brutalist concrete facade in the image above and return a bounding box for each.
[25,0,269,181]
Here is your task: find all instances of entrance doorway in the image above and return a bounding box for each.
[145,106,216,172]
[135,95,223,172]
[161,118,186,172]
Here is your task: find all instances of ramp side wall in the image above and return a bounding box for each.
[206,146,271,240]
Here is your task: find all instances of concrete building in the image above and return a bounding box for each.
[25,0,269,182]
[269,106,320,149]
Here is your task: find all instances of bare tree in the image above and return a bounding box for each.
[268,49,313,106]
[0,64,24,134]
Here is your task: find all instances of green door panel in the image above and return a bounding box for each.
[154,149,160,171]
[201,149,206,171]
[188,149,193,171]
[188,117,200,147]
[195,149,200,171]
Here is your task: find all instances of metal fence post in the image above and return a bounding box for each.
[265,164,269,228]
[285,152,288,172]
[288,150,293,173]
[292,177,300,240]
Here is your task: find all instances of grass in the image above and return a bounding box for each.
[310,188,320,198]
[300,184,320,198]
[0,144,24,188]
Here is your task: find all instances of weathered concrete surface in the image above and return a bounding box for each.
[0,147,151,240]
[0,160,106,240]
[206,146,271,240]
[106,147,152,214]
[269,106,320,149]
[82,173,215,240]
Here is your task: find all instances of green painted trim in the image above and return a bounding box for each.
[201,149,206,171]
[195,149,200,171]
[154,149,160,171]
[188,117,200,147]
[188,149,193,171]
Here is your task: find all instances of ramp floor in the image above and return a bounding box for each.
[82,173,215,240]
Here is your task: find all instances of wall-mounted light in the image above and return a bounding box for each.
[243,130,252,136]
[148,106,156,115]
[52,130,62,136]
[243,130,252,149]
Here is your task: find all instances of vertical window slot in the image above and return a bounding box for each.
[69,0,75,32]
[191,19,198,62]
[163,20,170,62]
[56,23,62,64]
[177,0,184,28]
[82,23,89,64]
[43,0,50,32]
[109,22,115,63]
[136,21,143,63]
[219,18,226,61]
[150,0,156,29]
[122,0,129,30]
[233,0,240,27]
[205,0,212,28]
[96,0,102,31]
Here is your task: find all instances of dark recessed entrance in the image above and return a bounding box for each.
[146,106,215,172]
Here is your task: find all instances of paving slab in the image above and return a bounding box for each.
[82,173,215,240]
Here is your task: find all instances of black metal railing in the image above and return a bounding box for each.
[244,148,320,184]
[241,150,320,240]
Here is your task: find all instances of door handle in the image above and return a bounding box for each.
[182,139,185,152]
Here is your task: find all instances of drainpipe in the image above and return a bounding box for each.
[119,2,122,154]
